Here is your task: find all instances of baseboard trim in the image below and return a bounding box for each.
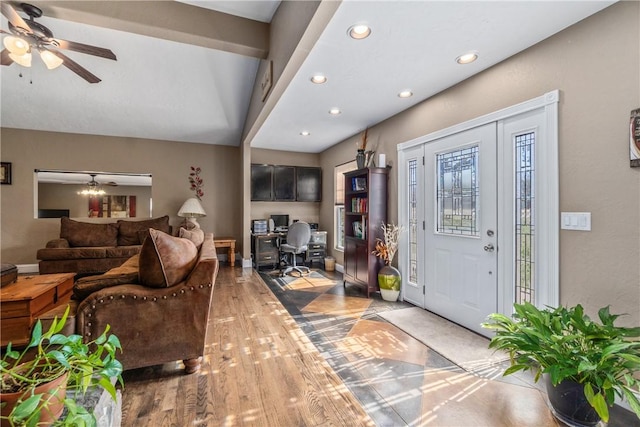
[242,258,252,269]
[335,263,344,273]
[16,264,39,274]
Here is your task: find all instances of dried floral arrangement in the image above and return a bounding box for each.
[189,166,204,200]
[356,128,369,151]
[372,223,404,265]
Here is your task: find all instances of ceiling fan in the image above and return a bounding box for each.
[0,2,116,83]
[79,174,117,196]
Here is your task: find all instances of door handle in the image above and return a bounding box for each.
[483,244,495,252]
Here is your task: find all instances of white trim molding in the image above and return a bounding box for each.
[398,90,560,314]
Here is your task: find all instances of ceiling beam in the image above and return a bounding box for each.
[33,1,270,59]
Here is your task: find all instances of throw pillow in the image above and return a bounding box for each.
[179,227,205,250]
[60,217,118,247]
[139,228,198,288]
[117,215,171,246]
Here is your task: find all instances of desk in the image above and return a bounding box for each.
[251,233,283,270]
[214,237,236,267]
[1,272,75,347]
[251,231,327,270]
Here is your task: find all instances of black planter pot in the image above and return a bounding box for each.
[545,376,601,427]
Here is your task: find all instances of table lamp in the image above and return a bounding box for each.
[177,198,206,229]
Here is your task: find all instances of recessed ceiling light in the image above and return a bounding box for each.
[300,131,310,136]
[456,52,478,64]
[329,108,341,115]
[348,24,371,40]
[311,75,327,84]
[398,90,413,98]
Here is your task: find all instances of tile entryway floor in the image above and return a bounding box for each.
[259,268,639,427]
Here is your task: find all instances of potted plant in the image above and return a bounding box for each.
[1,305,123,426]
[372,223,404,302]
[482,302,640,426]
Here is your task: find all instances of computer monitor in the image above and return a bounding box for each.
[270,214,289,231]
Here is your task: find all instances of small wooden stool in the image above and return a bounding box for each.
[214,237,236,267]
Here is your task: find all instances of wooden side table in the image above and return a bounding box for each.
[214,237,236,267]
[1,272,75,347]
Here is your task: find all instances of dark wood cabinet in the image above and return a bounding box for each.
[296,167,322,202]
[274,166,296,201]
[250,164,273,201]
[251,164,321,202]
[343,168,388,297]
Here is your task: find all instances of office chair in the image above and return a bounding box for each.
[280,221,311,277]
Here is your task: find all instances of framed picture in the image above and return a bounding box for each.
[1,162,11,185]
[630,108,640,167]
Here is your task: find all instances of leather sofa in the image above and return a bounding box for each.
[36,216,171,275]
[40,228,218,373]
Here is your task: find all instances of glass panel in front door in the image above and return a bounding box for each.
[515,132,536,304]
[408,158,418,283]
[436,145,479,236]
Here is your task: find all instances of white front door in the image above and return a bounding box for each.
[398,91,560,338]
[423,123,497,335]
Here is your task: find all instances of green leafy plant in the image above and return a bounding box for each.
[1,305,123,426]
[482,302,640,423]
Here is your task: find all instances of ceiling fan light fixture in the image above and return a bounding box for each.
[9,51,32,67]
[3,36,29,55]
[39,49,64,69]
[78,174,106,196]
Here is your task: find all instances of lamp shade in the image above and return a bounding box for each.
[40,49,63,69]
[9,51,31,67]
[3,36,29,55]
[177,198,206,218]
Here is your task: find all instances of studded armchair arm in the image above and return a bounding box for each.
[75,234,219,371]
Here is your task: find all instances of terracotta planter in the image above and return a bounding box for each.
[378,265,401,301]
[1,370,68,427]
[544,376,600,427]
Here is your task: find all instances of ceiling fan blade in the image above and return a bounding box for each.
[1,49,13,66]
[53,38,117,61]
[1,3,31,33]
[50,50,101,84]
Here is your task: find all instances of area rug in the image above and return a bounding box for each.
[378,307,509,372]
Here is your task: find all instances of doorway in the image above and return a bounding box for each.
[398,91,559,336]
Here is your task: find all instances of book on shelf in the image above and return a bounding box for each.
[352,177,367,191]
[351,197,368,213]
[353,221,364,239]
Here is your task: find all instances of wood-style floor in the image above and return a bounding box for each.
[120,265,640,426]
[120,266,374,426]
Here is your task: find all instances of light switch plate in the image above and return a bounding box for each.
[561,212,591,231]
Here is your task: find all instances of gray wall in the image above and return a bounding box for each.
[319,1,640,325]
[1,129,242,263]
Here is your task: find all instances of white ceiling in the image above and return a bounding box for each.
[0,1,615,153]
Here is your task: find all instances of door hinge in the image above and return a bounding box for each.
[422,220,425,230]
[422,286,425,295]
[422,156,425,165]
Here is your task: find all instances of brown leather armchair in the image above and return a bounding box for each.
[41,230,219,374]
